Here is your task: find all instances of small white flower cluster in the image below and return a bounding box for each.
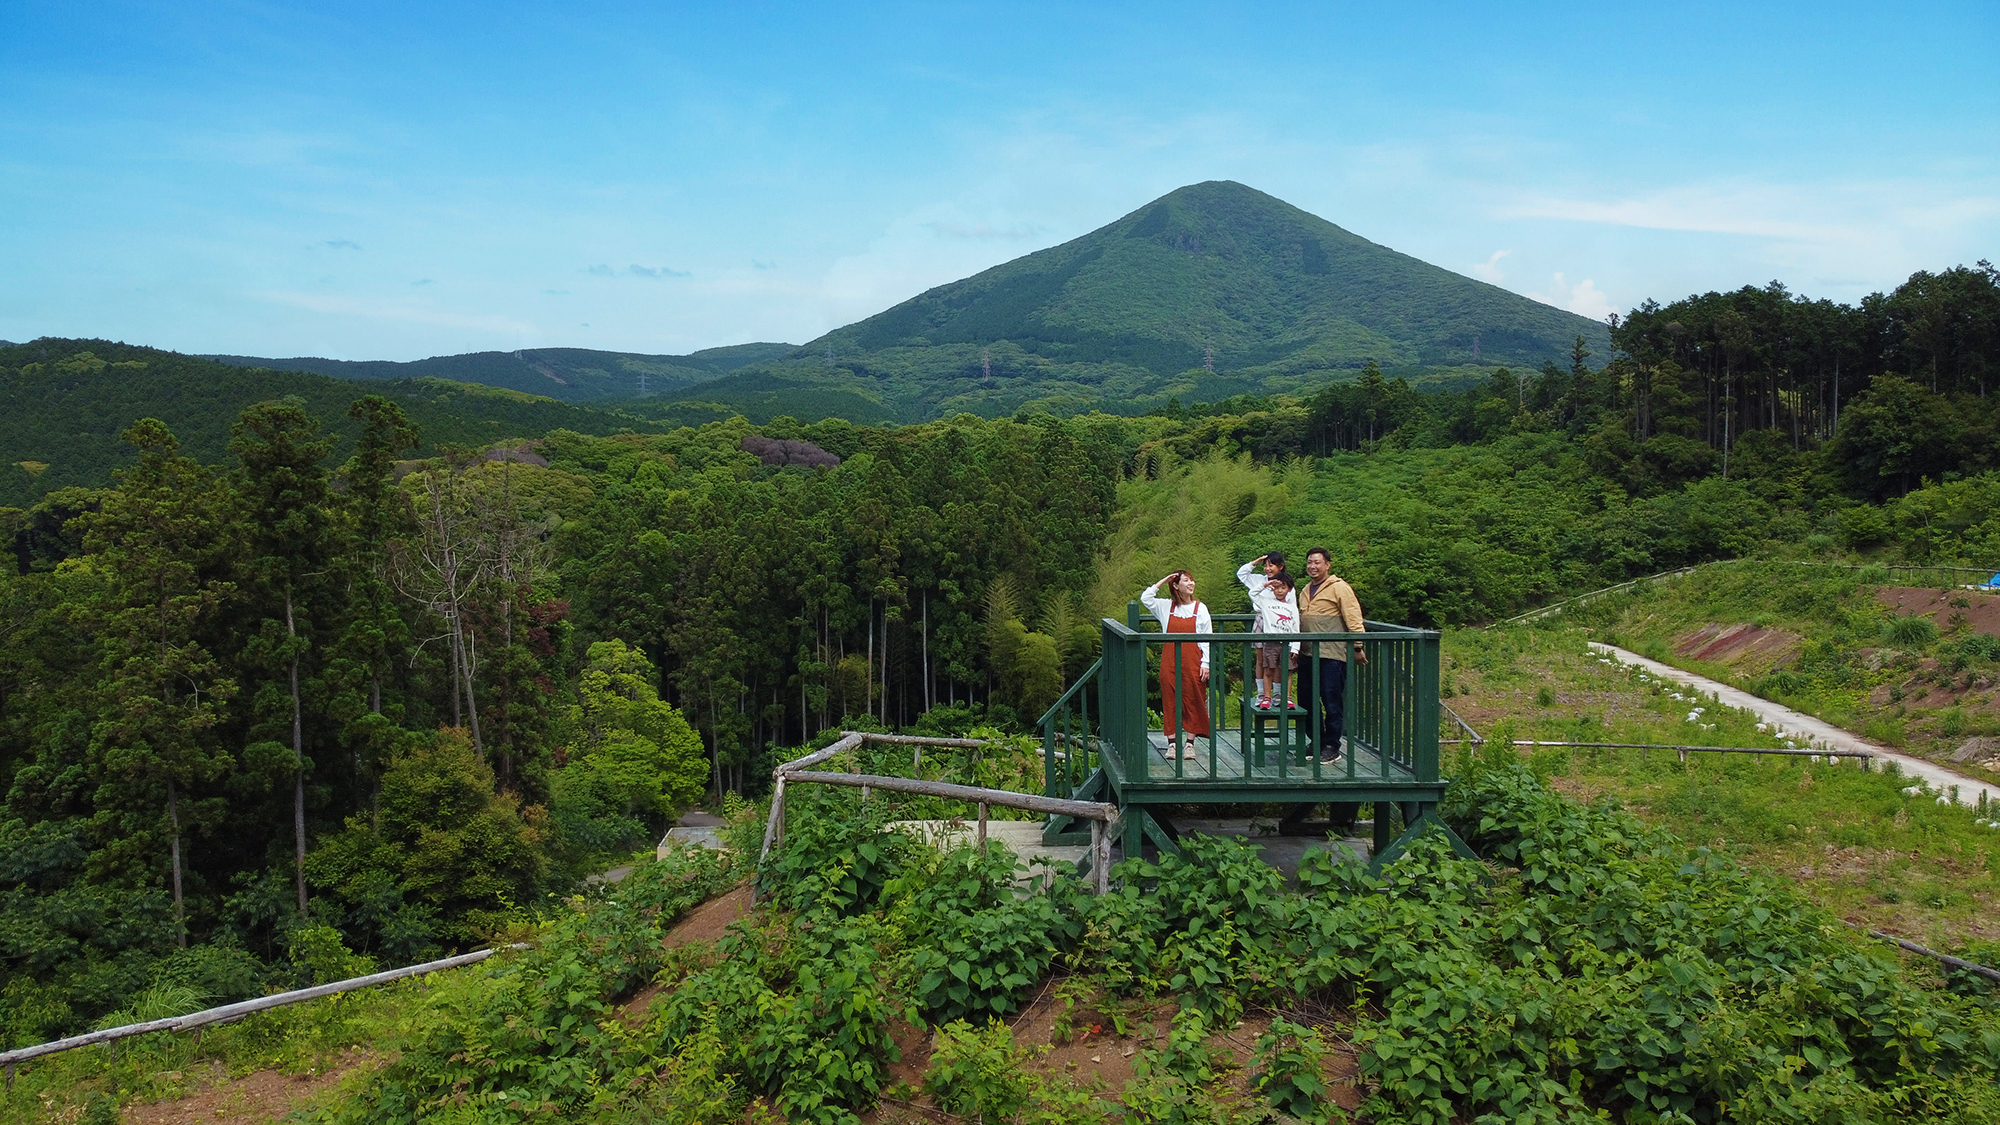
[1684,707,1705,723]
[1974,819,2000,830]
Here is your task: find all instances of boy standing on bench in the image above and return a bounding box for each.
[1238,554,1300,709]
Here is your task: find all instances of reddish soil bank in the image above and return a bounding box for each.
[1674,623,1803,669]
[1877,586,2000,637]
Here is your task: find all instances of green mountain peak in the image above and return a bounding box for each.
[672,181,1611,421]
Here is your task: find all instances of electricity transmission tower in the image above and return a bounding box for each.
[1205,344,1214,372]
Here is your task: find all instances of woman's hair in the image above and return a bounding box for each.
[1264,550,1286,568]
[1166,570,1196,606]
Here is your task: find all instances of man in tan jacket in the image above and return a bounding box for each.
[1297,546,1365,761]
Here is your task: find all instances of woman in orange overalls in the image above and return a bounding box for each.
[1139,570,1212,759]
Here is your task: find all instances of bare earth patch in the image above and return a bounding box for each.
[662,883,752,951]
[120,1050,377,1125]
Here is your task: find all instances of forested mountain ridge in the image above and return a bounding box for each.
[0,339,655,507]
[206,341,795,403]
[658,180,1613,420]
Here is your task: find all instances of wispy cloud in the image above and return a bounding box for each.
[923,221,1044,240]
[1502,188,1854,242]
[411,278,433,287]
[321,239,362,250]
[1527,272,1616,321]
[1469,249,1509,282]
[584,263,689,278]
[254,291,535,334]
[752,259,777,270]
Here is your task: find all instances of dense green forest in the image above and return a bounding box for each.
[0,399,1127,1044]
[3,256,1997,1059]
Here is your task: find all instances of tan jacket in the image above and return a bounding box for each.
[1299,575,1366,661]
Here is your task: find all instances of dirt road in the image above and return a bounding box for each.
[1589,642,1994,806]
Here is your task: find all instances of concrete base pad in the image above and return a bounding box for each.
[889,817,1372,883]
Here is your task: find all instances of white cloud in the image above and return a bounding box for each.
[1469,249,1509,281]
[1527,272,1616,320]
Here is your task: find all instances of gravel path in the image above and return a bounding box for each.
[1588,642,1994,807]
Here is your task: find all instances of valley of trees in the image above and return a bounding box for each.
[3,259,1998,1054]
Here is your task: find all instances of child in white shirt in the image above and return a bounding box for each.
[1237,556,1300,709]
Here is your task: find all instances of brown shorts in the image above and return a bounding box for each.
[1256,641,1288,666]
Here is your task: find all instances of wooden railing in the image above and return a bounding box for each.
[763,732,1119,892]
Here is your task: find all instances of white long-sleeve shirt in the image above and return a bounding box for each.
[1138,581,1212,670]
[1237,562,1301,655]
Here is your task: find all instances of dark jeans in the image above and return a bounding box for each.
[1314,656,1348,757]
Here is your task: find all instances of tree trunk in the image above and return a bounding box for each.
[457,619,483,756]
[167,778,186,948]
[288,592,307,915]
[448,623,463,727]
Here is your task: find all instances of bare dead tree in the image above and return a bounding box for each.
[395,464,491,757]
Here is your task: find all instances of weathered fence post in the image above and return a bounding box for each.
[1091,819,1110,895]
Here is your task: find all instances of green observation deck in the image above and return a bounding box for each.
[1039,605,1474,869]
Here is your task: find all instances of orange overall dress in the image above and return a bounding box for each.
[1159,607,1211,738]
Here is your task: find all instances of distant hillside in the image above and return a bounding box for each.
[663,181,1611,421]
[206,342,795,403]
[0,339,647,508]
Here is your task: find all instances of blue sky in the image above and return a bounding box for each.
[2,1,1995,359]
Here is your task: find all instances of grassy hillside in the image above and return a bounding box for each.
[205,341,793,404]
[667,181,1610,421]
[1562,561,2000,783]
[0,339,648,507]
[1089,434,1770,629]
[1443,621,2000,949]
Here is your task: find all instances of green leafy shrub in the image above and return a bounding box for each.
[1082,833,1295,1018]
[903,843,1077,1024]
[924,1019,1035,1124]
[755,786,915,915]
[655,912,902,1125]
[1252,1018,1343,1125]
